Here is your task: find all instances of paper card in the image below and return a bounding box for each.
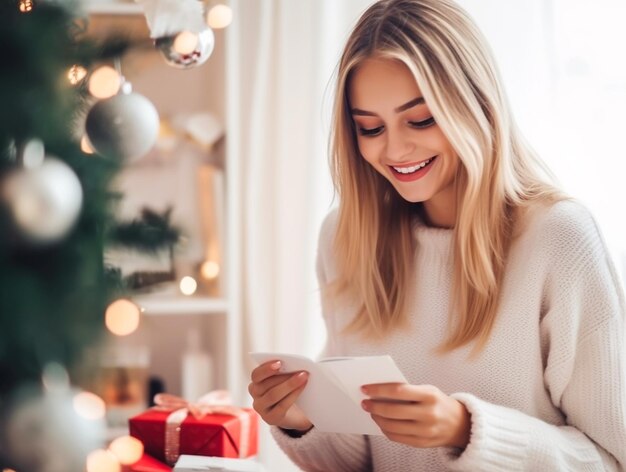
[249,352,408,435]
[320,355,408,405]
[173,454,264,472]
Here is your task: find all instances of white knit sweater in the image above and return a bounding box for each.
[271,200,626,471]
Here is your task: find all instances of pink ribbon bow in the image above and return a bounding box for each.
[154,390,243,418]
[153,390,251,465]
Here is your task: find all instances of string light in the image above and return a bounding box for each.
[105,299,141,336]
[108,436,144,465]
[88,65,121,99]
[200,260,220,280]
[68,65,87,85]
[180,276,198,296]
[18,0,33,13]
[81,135,95,154]
[207,4,233,29]
[173,31,199,55]
[86,449,121,472]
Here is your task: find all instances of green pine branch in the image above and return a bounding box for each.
[108,206,182,253]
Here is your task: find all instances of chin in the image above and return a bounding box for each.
[393,189,431,204]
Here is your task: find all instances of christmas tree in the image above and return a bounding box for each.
[0,0,178,469]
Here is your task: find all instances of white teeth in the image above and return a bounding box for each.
[393,158,432,174]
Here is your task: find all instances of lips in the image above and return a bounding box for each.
[389,156,435,170]
[389,156,437,174]
[388,155,438,182]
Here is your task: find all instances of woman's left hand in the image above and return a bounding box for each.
[361,383,471,449]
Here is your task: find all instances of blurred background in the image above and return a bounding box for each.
[1,0,624,471]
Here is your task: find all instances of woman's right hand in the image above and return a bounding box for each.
[248,360,313,433]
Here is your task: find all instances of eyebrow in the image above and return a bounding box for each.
[351,97,425,116]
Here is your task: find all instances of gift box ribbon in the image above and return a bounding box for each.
[153,390,251,465]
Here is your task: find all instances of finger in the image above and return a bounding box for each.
[256,372,308,413]
[370,414,422,436]
[251,360,283,383]
[265,372,308,408]
[371,413,441,437]
[267,382,307,421]
[248,372,293,398]
[362,383,439,403]
[362,399,425,421]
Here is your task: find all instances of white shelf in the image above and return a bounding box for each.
[84,2,144,15]
[133,295,229,315]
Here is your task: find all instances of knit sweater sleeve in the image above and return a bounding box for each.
[270,209,372,472]
[441,201,626,471]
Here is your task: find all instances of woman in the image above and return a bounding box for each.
[248,0,626,470]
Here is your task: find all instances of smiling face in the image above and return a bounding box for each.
[348,57,460,228]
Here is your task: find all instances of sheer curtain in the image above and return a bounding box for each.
[227,1,371,469]
[228,1,626,469]
[459,0,626,267]
[228,0,372,365]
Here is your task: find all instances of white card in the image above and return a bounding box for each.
[250,352,407,435]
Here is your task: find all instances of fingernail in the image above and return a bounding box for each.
[361,400,370,411]
[297,371,308,381]
[270,361,281,370]
[361,386,369,394]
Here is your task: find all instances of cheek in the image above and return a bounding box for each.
[356,137,381,165]
[442,155,460,182]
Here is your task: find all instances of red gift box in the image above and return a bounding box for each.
[129,398,258,466]
[128,453,171,472]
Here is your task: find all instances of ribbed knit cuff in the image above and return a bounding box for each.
[439,393,530,471]
[271,424,319,447]
[270,425,370,472]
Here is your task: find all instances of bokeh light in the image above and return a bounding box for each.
[81,135,95,154]
[207,4,233,29]
[88,65,121,99]
[68,65,87,85]
[173,31,199,55]
[179,276,198,296]
[86,449,121,472]
[73,392,106,420]
[200,260,220,280]
[105,299,141,336]
[18,0,33,13]
[108,436,144,465]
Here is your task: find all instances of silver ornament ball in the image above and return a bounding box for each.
[3,389,106,472]
[2,156,83,244]
[155,27,215,69]
[85,91,160,162]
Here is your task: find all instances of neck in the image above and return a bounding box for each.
[422,187,457,229]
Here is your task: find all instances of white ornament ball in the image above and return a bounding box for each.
[155,27,215,69]
[2,156,83,244]
[85,91,159,162]
[3,389,106,472]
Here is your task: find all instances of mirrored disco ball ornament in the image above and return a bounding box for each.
[1,140,83,244]
[155,27,215,69]
[85,88,159,162]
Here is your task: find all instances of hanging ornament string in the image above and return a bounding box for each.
[139,0,206,38]
[114,57,124,84]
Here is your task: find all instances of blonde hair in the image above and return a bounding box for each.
[329,0,566,356]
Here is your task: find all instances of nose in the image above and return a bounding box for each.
[385,127,414,162]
